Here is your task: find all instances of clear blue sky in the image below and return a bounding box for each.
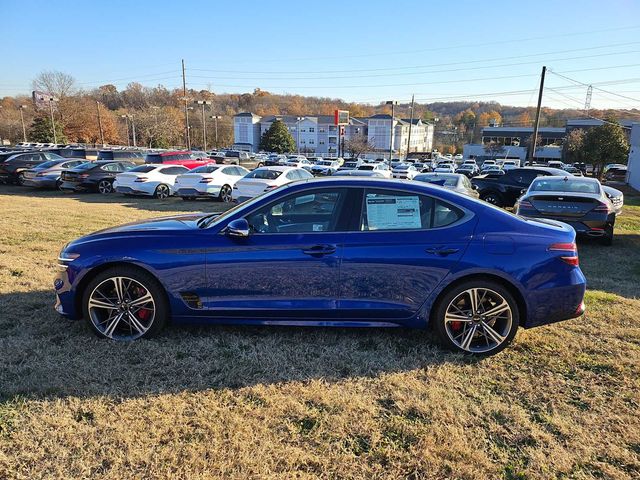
[2,0,640,109]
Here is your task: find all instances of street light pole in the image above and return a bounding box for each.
[120,115,130,147]
[130,114,137,147]
[386,100,398,162]
[48,97,58,144]
[195,100,212,150]
[296,116,303,155]
[19,105,27,142]
[96,101,105,146]
[209,115,221,149]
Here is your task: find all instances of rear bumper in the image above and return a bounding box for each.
[176,186,222,197]
[23,176,58,188]
[59,180,94,191]
[115,185,154,196]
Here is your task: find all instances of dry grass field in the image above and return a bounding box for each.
[0,184,639,479]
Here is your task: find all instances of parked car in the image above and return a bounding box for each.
[223,150,251,164]
[356,163,392,178]
[285,157,313,169]
[232,166,312,203]
[602,185,624,214]
[97,150,145,164]
[311,159,342,176]
[472,167,569,207]
[516,176,617,245]
[55,177,586,356]
[456,164,480,178]
[414,173,480,198]
[547,161,565,169]
[22,158,86,189]
[175,164,250,201]
[481,165,504,175]
[0,151,73,185]
[563,166,584,177]
[434,164,456,173]
[338,159,364,171]
[144,151,213,170]
[502,160,519,171]
[59,161,136,194]
[265,154,287,166]
[391,163,419,180]
[113,164,189,199]
[604,166,627,182]
[253,153,268,167]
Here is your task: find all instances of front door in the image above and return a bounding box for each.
[338,188,476,321]
[203,187,350,319]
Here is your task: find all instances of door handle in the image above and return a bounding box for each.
[302,244,337,257]
[425,247,460,256]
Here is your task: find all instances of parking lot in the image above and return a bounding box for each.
[0,182,639,478]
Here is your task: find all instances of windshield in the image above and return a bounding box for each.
[344,162,357,168]
[244,169,282,180]
[530,178,600,194]
[317,161,332,166]
[191,165,220,173]
[129,165,157,173]
[415,175,457,186]
[358,165,375,171]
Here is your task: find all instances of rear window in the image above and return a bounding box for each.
[415,175,458,186]
[244,169,283,180]
[530,178,600,194]
[358,165,375,171]
[98,151,114,160]
[130,165,157,173]
[36,160,60,169]
[145,154,163,163]
[75,162,96,170]
[191,165,220,174]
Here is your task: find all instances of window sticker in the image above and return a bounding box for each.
[365,194,421,230]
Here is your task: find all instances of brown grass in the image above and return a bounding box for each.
[0,184,639,479]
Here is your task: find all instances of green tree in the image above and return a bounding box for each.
[259,119,296,153]
[582,119,629,178]
[564,128,586,164]
[28,115,67,143]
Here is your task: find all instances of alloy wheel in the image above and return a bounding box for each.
[88,276,156,340]
[220,184,232,202]
[17,173,25,186]
[444,288,513,354]
[155,184,170,199]
[98,180,113,194]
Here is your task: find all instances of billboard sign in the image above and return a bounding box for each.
[334,109,349,126]
[32,91,57,111]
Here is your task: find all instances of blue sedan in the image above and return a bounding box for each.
[54,178,586,355]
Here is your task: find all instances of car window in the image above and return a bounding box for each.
[510,170,538,185]
[285,170,299,180]
[221,167,235,175]
[100,163,119,172]
[246,188,347,234]
[360,189,463,231]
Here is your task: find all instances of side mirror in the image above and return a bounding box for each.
[473,185,479,190]
[520,189,526,195]
[225,218,250,238]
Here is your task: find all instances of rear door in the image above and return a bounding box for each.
[338,187,476,321]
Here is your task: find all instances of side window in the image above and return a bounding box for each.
[100,163,118,172]
[360,189,464,231]
[221,167,235,176]
[246,188,347,234]
[286,170,299,181]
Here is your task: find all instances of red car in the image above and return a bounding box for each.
[144,151,215,170]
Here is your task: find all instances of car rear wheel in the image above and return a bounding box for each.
[55,179,63,191]
[218,184,233,202]
[433,280,519,355]
[481,191,503,207]
[599,223,614,246]
[16,172,26,186]
[154,184,170,199]
[97,179,113,195]
[82,266,168,340]
[257,162,264,168]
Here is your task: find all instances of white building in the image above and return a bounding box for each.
[233,112,434,158]
[627,123,640,191]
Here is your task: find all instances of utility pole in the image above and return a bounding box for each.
[96,101,105,146]
[529,66,546,163]
[19,105,27,142]
[296,116,302,155]
[386,100,398,162]
[209,115,221,149]
[130,114,137,147]
[406,94,415,160]
[182,59,191,149]
[195,100,212,150]
[121,115,130,146]
[48,97,57,144]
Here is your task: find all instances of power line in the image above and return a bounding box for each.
[548,69,640,102]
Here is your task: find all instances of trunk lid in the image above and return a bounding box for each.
[529,193,600,218]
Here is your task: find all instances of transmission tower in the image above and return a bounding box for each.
[584,85,593,117]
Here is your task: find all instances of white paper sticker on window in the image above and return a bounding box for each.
[365,194,421,230]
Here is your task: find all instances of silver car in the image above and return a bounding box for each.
[23,159,86,189]
[413,172,480,198]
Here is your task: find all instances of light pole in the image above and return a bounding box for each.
[209,115,221,149]
[386,101,398,162]
[95,101,104,146]
[296,117,303,155]
[130,114,137,147]
[195,100,212,150]
[19,105,27,142]
[120,114,131,147]
[47,97,59,144]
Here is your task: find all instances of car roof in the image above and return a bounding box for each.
[532,175,598,183]
[256,165,296,171]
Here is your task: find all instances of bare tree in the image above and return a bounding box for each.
[344,136,375,158]
[31,71,76,98]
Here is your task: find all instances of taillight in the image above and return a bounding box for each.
[264,185,279,192]
[593,202,612,213]
[549,242,579,266]
[518,199,534,209]
[79,174,89,179]
[134,177,148,182]
[199,178,212,183]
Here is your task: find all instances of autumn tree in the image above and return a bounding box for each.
[32,71,76,99]
[477,110,502,126]
[582,119,629,178]
[344,135,375,158]
[259,120,295,153]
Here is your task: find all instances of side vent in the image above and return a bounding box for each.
[180,292,203,309]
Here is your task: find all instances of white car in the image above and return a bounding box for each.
[174,164,250,201]
[502,160,519,171]
[114,164,189,199]
[286,158,313,169]
[310,159,342,176]
[232,166,312,203]
[392,163,419,179]
[454,154,463,161]
[357,162,392,178]
[434,165,456,173]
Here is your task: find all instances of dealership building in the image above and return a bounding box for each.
[232,112,434,158]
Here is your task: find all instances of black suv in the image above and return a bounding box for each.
[0,151,69,185]
[59,161,136,194]
[471,167,570,207]
[97,150,145,164]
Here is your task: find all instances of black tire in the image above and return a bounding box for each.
[97,179,114,195]
[432,280,519,356]
[481,191,504,207]
[154,183,170,200]
[16,172,26,186]
[257,162,264,168]
[55,179,63,191]
[81,266,169,340]
[599,223,614,246]
[181,196,195,201]
[218,184,233,203]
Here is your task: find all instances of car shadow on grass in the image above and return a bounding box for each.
[0,290,470,402]
[0,183,232,215]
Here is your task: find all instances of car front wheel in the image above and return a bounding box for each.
[218,184,233,202]
[154,184,170,199]
[82,266,168,340]
[433,280,519,355]
[481,191,503,207]
[97,179,113,195]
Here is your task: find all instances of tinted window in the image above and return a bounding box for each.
[191,165,220,174]
[145,154,162,164]
[75,162,96,171]
[530,178,600,194]
[100,163,120,172]
[35,160,60,169]
[43,152,64,160]
[246,189,347,234]
[360,189,463,231]
[244,169,282,180]
[130,165,157,173]
[510,170,539,185]
[98,151,114,160]
[221,167,235,175]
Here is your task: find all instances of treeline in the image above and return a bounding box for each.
[0,70,638,151]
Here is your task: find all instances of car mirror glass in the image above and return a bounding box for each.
[225,218,250,238]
